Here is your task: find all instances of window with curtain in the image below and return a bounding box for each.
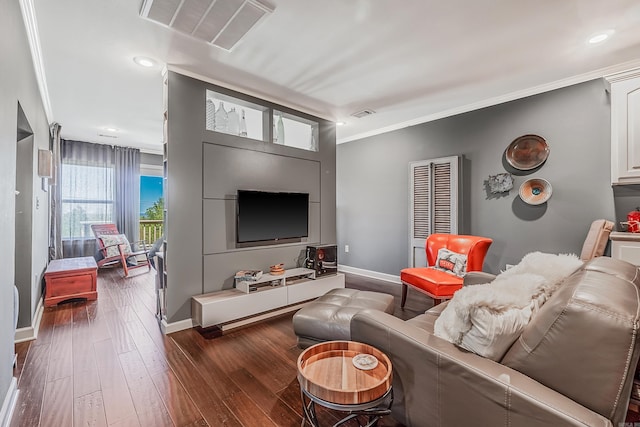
[61,163,115,239]
[59,139,140,258]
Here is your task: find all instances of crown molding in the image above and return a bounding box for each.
[19,0,53,123]
[338,59,640,144]
[166,65,334,123]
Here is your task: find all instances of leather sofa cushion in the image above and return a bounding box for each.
[583,254,640,284]
[501,257,640,424]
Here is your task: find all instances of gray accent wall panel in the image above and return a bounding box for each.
[165,72,206,323]
[140,152,163,166]
[203,143,320,201]
[203,245,312,292]
[337,79,615,276]
[165,71,335,323]
[202,199,321,254]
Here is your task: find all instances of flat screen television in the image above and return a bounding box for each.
[236,190,309,245]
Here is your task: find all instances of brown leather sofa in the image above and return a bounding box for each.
[351,256,640,427]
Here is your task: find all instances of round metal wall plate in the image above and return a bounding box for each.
[506,134,549,170]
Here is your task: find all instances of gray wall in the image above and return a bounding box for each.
[140,152,163,166]
[337,79,623,275]
[0,0,50,415]
[165,72,336,323]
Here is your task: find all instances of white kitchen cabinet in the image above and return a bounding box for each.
[606,68,640,185]
[610,232,640,266]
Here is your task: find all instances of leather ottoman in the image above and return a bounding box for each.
[293,288,395,348]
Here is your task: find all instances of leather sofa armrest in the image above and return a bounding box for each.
[463,271,497,286]
[351,311,611,427]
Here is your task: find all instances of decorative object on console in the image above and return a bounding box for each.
[270,263,285,275]
[519,178,552,205]
[487,172,513,193]
[305,244,338,277]
[506,134,549,171]
[234,270,263,282]
[434,252,583,361]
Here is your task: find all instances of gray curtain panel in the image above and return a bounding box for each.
[115,146,141,245]
[49,123,63,260]
[59,140,140,257]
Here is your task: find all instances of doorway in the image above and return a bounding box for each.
[15,102,34,329]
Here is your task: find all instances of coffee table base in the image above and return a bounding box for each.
[300,387,393,427]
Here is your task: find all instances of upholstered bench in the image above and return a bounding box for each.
[293,288,395,348]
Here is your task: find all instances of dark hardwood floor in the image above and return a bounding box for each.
[10,268,431,427]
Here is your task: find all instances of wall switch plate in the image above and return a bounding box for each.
[344,245,349,253]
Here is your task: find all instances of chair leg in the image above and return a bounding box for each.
[121,255,130,277]
[401,284,408,308]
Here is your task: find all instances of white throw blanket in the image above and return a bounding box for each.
[433,252,584,360]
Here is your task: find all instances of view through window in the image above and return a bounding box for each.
[140,175,163,244]
[61,164,115,240]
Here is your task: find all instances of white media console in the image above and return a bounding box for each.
[192,268,345,330]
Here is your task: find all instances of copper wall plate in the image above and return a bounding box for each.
[519,178,552,205]
[506,135,549,170]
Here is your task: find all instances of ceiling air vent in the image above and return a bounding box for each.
[140,0,274,51]
[351,109,376,118]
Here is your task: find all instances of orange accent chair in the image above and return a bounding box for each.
[91,223,151,277]
[400,234,493,307]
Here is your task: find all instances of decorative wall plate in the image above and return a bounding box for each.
[506,135,549,170]
[519,178,552,205]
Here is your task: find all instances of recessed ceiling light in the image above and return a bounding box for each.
[133,56,156,68]
[104,127,118,132]
[336,121,346,126]
[588,30,614,44]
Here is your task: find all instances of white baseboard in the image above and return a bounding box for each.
[338,265,401,284]
[14,297,44,343]
[0,378,18,427]
[160,317,194,335]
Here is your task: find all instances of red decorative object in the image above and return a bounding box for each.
[627,208,640,233]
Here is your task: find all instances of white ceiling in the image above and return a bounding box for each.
[31,0,640,153]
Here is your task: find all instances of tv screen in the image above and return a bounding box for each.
[236,190,309,244]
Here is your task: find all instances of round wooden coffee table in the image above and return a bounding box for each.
[297,340,393,426]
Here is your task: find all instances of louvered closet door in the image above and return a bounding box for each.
[409,156,459,267]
